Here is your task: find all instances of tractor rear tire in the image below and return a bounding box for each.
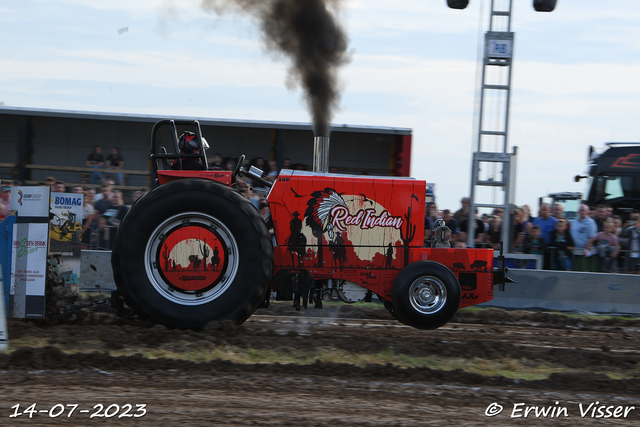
[391,261,460,330]
[111,178,273,330]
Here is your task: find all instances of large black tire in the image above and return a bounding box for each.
[111,178,273,330]
[391,261,460,330]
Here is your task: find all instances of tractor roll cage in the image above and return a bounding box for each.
[150,119,209,185]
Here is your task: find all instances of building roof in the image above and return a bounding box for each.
[0,106,412,136]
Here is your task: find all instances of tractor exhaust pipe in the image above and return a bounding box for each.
[313,136,330,173]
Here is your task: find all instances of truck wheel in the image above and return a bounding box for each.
[111,178,273,330]
[391,261,460,330]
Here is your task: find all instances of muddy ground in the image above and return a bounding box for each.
[1,302,640,426]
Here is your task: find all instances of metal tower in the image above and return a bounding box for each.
[467,0,518,250]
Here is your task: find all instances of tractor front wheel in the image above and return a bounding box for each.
[391,261,460,329]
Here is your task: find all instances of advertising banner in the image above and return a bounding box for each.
[0,264,7,350]
[9,186,50,319]
[49,192,83,288]
[11,222,48,318]
[10,186,50,218]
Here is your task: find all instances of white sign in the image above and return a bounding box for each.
[10,186,51,218]
[488,39,513,59]
[11,223,48,318]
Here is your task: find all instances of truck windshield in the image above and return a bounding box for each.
[557,199,581,221]
[593,175,640,201]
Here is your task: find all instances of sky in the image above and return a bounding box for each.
[1,0,640,213]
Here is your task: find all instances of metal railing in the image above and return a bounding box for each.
[506,247,639,274]
[81,226,118,251]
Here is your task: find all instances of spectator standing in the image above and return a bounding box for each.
[612,215,623,236]
[102,190,129,228]
[424,202,440,243]
[459,209,486,248]
[533,203,557,242]
[86,187,96,205]
[259,200,276,245]
[619,213,640,274]
[86,146,105,184]
[94,184,114,215]
[95,216,114,250]
[453,197,470,225]
[571,204,597,249]
[267,160,279,179]
[238,180,260,210]
[511,208,525,252]
[54,181,66,193]
[481,213,490,233]
[106,147,125,185]
[485,216,502,250]
[522,204,534,223]
[548,218,575,271]
[442,209,459,241]
[551,203,565,220]
[45,176,56,188]
[523,225,546,256]
[594,204,608,232]
[94,180,115,202]
[585,218,621,272]
[75,187,95,248]
[571,204,598,271]
[521,204,533,235]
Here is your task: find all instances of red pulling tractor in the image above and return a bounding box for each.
[111,120,509,330]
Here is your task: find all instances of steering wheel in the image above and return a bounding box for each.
[233,155,246,177]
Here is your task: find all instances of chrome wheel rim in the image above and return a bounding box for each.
[408,276,447,315]
[144,212,238,306]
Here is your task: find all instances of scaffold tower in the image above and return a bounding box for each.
[467,0,518,250]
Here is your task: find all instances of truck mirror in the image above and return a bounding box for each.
[447,0,469,9]
[533,0,557,12]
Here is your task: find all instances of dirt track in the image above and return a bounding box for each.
[1,302,640,426]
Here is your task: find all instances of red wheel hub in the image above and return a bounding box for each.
[156,225,227,293]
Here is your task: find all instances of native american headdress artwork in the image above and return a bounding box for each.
[304,187,347,240]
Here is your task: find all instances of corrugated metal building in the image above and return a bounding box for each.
[0,106,412,192]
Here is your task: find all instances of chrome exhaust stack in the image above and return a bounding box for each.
[313,136,330,173]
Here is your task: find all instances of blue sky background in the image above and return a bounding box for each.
[1,0,639,213]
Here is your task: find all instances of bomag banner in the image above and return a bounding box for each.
[49,192,83,290]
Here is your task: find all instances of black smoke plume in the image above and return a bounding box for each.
[201,0,349,136]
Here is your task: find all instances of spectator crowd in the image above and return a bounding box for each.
[0,176,148,250]
[427,197,640,274]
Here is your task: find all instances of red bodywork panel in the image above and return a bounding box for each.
[158,170,232,186]
[267,171,494,308]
